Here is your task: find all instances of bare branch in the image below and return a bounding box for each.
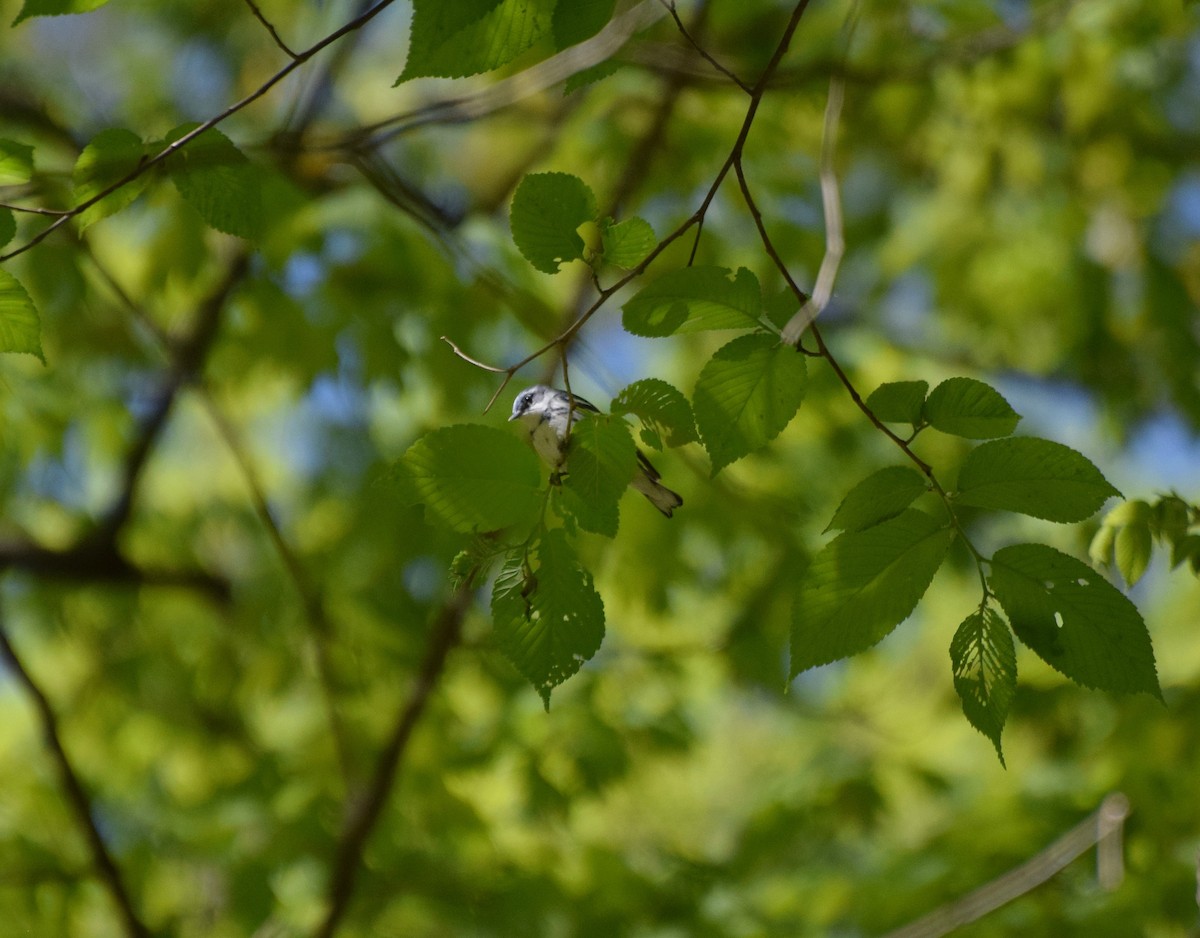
[0,0,402,262]
[658,0,751,93]
[241,0,299,58]
[313,580,474,938]
[0,200,71,216]
[0,604,152,938]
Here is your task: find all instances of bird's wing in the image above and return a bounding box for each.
[635,448,662,482]
[569,394,601,414]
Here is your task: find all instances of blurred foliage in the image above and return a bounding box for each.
[1,0,1199,936]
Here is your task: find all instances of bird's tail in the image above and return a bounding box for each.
[632,452,683,518]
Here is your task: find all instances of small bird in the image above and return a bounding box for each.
[509,384,683,517]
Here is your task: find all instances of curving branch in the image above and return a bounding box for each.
[313,580,475,938]
[0,0,401,263]
[0,602,151,938]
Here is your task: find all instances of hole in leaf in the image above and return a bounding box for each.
[1053,611,1064,629]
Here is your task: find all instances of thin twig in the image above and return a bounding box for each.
[658,0,751,93]
[313,579,474,938]
[0,0,401,262]
[0,200,71,216]
[241,0,299,58]
[446,0,814,396]
[0,603,151,938]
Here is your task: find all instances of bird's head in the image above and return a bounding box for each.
[509,385,554,421]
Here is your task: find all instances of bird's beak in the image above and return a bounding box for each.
[508,411,520,421]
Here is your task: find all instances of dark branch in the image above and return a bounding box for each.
[241,0,299,58]
[0,603,152,938]
[313,584,473,937]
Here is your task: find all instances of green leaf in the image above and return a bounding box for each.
[865,380,928,425]
[393,424,542,532]
[0,208,14,249]
[510,172,597,274]
[1114,520,1153,587]
[955,437,1121,522]
[693,333,807,475]
[951,606,1016,765]
[826,466,929,533]
[13,0,108,23]
[622,266,763,337]
[491,530,605,707]
[166,125,263,240]
[552,0,614,48]
[611,378,698,448]
[564,61,620,94]
[560,413,636,537]
[73,128,150,228]
[0,270,44,362]
[600,216,655,269]
[791,510,954,676]
[763,288,802,330]
[989,544,1161,698]
[400,0,554,82]
[0,139,34,184]
[924,377,1021,439]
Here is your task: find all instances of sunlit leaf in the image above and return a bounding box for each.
[693,333,807,474]
[791,510,955,676]
[0,139,34,184]
[622,266,763,337]
[611,378,698,448]
[989,543,1161,698]
[924,377,1021,439]
[826,466,929,533]
[0,270,44,362]
[865,380,928,425]
[165,124,263,239]
[491,530,605,707]
[955,437,1120,522]
[950,606,1016,765]
[73,128,150,228]
[560,413,636,537]
[510,172,597,274]
[600,216,655,269]
[393,424,542,532]
[400,0,554,81]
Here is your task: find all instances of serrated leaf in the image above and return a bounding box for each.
[400,0,554,81]
[826,466,929,533]
[560,413,636,536]
[950,606,1016,765]
[0,208,14,249]
[955,437,1121,522]
[564,61,620,94]
[552,0,614,48]
[73,128,150,228]
[393,424,542,532]
[622,266,763,337]
[510,172,597,274]
[989,543,1161,698]
[865,380,928,425]
[13,0,108,23]
[924,377,1021,439]
[601,216,655,269]
[764,288,802,330]
[611,378,698,448]
[0,270,44,362]
[0,139,34,184]
[166,124,262,239]
[1114,521,1153,587]
[694,333,807,475]
[791,510,955,676]
[491,530,605,707]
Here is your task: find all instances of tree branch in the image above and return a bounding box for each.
[313,581,474,937]
[0,0,401,262]
[0,602,151,938]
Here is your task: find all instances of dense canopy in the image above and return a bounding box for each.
[1,0,1198,935]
